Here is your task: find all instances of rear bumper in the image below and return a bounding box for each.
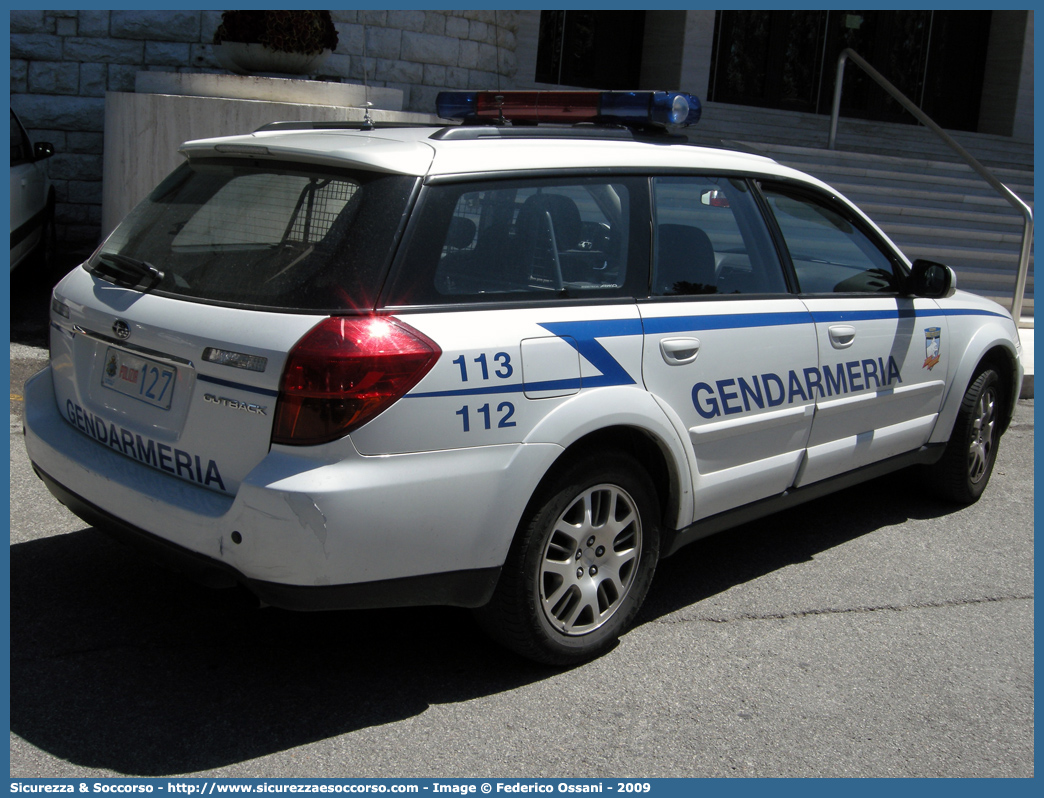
[24,366,558,607]
[33,465,500,610]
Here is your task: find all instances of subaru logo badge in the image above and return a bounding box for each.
[113,320,131,340]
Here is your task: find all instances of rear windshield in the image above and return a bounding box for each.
[89,159,417,311]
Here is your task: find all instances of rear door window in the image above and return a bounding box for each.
[385,176,648,306]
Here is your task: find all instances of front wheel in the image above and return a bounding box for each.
[476,452,661,665]
[930,367,1003,504]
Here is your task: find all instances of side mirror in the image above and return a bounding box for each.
[909,258,956,299]
[33,141,54,161]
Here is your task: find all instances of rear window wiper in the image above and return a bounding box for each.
[92,253,164,291]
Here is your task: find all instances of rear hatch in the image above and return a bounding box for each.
[49,150,421,494]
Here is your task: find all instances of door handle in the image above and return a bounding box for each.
[828,325,856,349]
[659,337,701,365]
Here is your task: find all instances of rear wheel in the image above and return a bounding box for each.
[476,452,660,665]
[931,367,1003,504]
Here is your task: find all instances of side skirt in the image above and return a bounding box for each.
[665,444,946,557]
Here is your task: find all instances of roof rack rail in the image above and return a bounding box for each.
[253,120,437,133]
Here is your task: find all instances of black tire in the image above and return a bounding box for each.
[930,367,1003,504]
[476,452,661,665]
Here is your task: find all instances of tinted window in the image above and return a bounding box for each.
[762,185,899,293]
[651,176,787,296]
[170,172,359,248]
[386,177,646,306]
[90,161,417,311]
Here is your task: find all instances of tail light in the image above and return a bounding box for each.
[272,316,441,446]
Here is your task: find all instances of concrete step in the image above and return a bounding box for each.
[899,255,1033,301]
[688,104,1035,316]
[859,203,1029,230]
[817,164,1032,309]
[827,182,1033,219]
[882,221,1029,249]
[792,164,1034,202]
[694,130,1032,175]
[934,262,1034,282]
[740,141,1034,185]
[692,101,1034,170]
[746,143,1035,209]
[900,239,1033,265]
[772,159,1033,198]
[872,216,1030,246]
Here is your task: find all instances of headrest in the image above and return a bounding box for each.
[517,193,582,251]
[445,215,477,249]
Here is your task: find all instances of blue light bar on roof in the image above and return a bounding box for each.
[435,90,702,127]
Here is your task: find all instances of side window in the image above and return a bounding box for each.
[390,177,641,304]
[651,176,787,296]
[762,185,899,294]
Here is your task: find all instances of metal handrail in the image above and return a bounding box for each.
[828,48,1033,323]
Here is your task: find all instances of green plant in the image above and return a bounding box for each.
[214,10,339,55]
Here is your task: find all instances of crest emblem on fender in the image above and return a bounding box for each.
[923,327,941,370]
[113,319,131,340]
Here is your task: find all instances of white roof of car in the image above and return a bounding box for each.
[178,123,821,186]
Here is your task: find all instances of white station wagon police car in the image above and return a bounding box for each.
[24,91,1023,664]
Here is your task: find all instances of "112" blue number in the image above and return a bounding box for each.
[455,402,516,432]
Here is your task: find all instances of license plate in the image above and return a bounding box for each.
[101,348,177,410]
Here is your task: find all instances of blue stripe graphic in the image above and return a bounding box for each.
[538,319,643,388]
[406,305,1007,399]
[409,383,528,399]
[643,310,813,335]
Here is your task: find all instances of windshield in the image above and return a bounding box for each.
[90,160,418,311]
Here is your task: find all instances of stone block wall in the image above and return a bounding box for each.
[9,9,520,249]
